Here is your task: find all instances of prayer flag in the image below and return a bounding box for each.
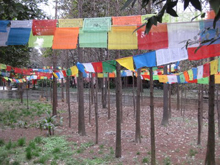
[188,69,194,81]
[70,66,78,76]
[156,48,188,66]
[108,26,138,50]
[183,71,189,82]
[102,60,117,73]
[198,77,209,84]
[92,62,103,73]
[83,17,111,32]
[0,27,9,46]
[158,75,168,83]
[137,24,168,50]
[6,28,31,45]
[133,51,157,68]
[215,74,220,84]
[82,63,95,72]
[168,22,200,48]
[168,75,178,84]
[53,72,58,79]
[11,20,32,28]
[28,31,53,48]
[197,65,203,79]
[32,20,57,35]
[112,15,141,25]
[52,28,79,49]
[188,20,220,60]
[203,63,210,77]
[58,19,83,27]
[116,57,135,71]
[0,20,9,32]
[179,73,186,83]
[79,29,107,48]
[210,59,218,75]
[192,68,198,80]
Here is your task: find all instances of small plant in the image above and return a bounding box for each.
[34,136,42,144]
[39,112,56,136]
[90,150,94,154]
[163,156,171,165]
[99,144,104,149]
[188,148,198,157]
[52,147,61,154]
[34,155,49,164]
[109,147,114,155]
[12,161,20,165]
[136,151,140,155]
[28,141,36,149]
[5,140,12,150]
[26,147,32,160]
[0,139,5,146]
[98,150,103,154]
[17,137,26,147]
[142,157,149,163]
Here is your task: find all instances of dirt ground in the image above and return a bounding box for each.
[0,97,220,164]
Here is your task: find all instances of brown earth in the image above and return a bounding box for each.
[0,97,220,164]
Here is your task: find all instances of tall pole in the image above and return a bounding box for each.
[52,0,58,116]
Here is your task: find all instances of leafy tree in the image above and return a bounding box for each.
[0,0,48,67]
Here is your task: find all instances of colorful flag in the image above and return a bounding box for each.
[133,51,157,68]
[108,26,138,49]
[210,59,218,75]
[52,28,79,49]
[32,20,57,36]
[116,57,135,71]
[112,15,141,25]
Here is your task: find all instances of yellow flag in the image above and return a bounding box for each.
[108,26,138,50]
[58,19,83,28]
[215,74,220,84]
[116,57,135,71]
[188,69,193,81]
[53,72,58,78]
[98,73,104,78]
[210,59,218,75]
[158,75,168,83]
[70,65,78,76]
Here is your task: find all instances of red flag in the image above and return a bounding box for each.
[92,62,103,73]
[203,63,210,77]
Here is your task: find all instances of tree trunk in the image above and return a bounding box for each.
[108,73,110,119]
[89,73,91,124]
[161,65,169,126]
[52,52,57,116]
[135,68,141,143]
[66,50,71,128]
[91,76,94,104]
[133,72,136,118]
[77,0,86,136]
[95,73,99,144]
[217,85,220,138]
[177,83,180,110]
[115,50,122,158]
[26,82,29,109]
[150,67,156,165]
[102,77,107,108]
[168,83,172,118]
[61,78,64,102]
[197,84,202,145]
[205,57,215,165]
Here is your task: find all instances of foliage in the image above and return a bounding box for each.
[39,112,56,136]
[0,99,51,128]
[17,138,26,147]
[122,0,219,50]
[142,156,149,163]
[0,0,48,67]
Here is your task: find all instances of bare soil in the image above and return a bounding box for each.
[0,97,220,164]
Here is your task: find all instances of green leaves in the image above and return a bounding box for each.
[184,0,201,11]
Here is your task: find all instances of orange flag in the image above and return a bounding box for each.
[52,28,79,49]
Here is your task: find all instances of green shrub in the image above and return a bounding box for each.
[26,147,32,160]
[0,139,5,146]
[52,147,61,154]
[34,136,42,144]
[5,140,12,150]
[142,157,149,163]
[28,141,36,149]
[17,138,26,147]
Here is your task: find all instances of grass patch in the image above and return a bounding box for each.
[17,138,26,147]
